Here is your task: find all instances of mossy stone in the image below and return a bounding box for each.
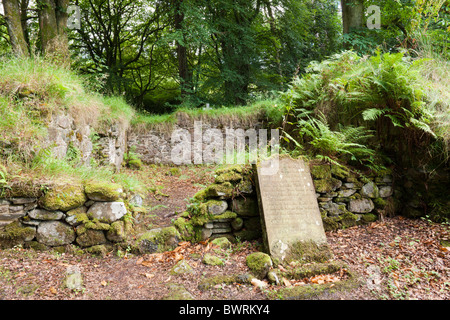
[314,178,342,193]
[197,275,242,291]
[204,182,235,198]
[246,252,272,279]
[321,215,341,232]
[202,253,224,266]
[231,217,244,230]
[331,165,350,179]
[174,217,197,241]
[283,241,333,264]
[0,221,36,248]
[210,211,237,221]
[310,165,331,179]
[214,165,244,176]
[134,226,180,254]
[86,244,108,257]
[39,184,87,212]
[362,213,378,223]
[36,221,76,247]
[106,220,126,242]
[285,261,345,279]
[361,181,379,198]
[65,211,89,226]
[373,197,387,209]
[75,227,106,247]
[128,159,142,170]
[163,283,195,300]
[84,181,123,201]
[84,219,110,231]
[170,259,194,275]
[340,211,358,228]
[211,237,232,249]
[214,171,243,184]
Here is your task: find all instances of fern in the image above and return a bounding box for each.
[294,114,375,165]
[362,108,387,121]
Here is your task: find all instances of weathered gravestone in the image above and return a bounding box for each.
[254,157,327,261]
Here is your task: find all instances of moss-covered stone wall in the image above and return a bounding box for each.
[175,163,396,242]
[0,181,141,252]
[310,164,395,231]
[174,165,262,243]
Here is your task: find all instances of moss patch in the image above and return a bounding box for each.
[202,253,225,266]
[310,164,331,179]
[284,261,346,279]
[134,226,180,254]
[84,181,123,201]
[314,177,342,193]
[198,274,249,291]
[39,183,86,212]
[170,259,194,275]
[246,252,272,279]
[0,221,36,248]
[283,241,333,265]
[271,268,360,300]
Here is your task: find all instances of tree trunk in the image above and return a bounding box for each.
[174,1,192,97]
[341,0,364,34]
[38,0,69,64]
[20,0,30,47]
[2,0,29,56]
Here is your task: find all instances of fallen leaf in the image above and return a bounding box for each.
[49,287,57,294]
[251,278,268,289]
[101,280,108,287]
[178,241,190,247]
[282,278,292,287]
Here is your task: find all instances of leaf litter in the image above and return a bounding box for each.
[0,165,448,300]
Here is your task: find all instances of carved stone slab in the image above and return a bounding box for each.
[255,157,327,260]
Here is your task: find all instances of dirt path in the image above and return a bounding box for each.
[0,165,448,302]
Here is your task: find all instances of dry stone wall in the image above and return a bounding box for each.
[127,113,267,165]
[45,112,127,170]
[0,181,138,252]
[310,164,394,231]
[174,163,395,243]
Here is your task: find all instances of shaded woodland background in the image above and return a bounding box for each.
[1,0,448,113]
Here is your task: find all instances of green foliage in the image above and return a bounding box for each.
[286,111,376,168]
[283,50,438,135]
[280,49,448,171]
[66,0,342,109]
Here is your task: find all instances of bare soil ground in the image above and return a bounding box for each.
[0,165,449,302]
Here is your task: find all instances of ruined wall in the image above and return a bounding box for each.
[175,163,395,243]
[127,112,268,165]
[45,112,127,170]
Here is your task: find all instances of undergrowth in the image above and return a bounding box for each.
[0,56,140,192]
[280,49,449,171]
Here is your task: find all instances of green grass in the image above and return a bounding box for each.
[130,98,284,132]
[0,56,140,192]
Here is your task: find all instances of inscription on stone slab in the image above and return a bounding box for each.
[255,157,327,260]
